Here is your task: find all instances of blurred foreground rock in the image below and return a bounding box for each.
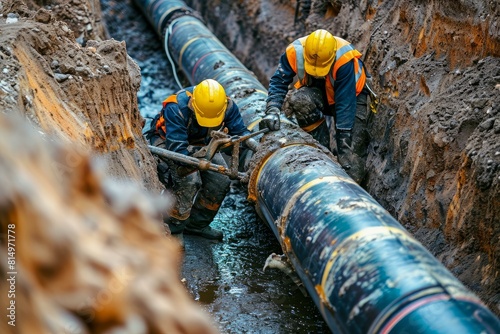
[0,113,218,334]
[0,0,220,332]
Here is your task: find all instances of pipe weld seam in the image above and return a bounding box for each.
[320,226,413,303]
[280,176,346,242]
[157,7,183,35]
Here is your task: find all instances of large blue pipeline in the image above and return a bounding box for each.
[133,0,500,332]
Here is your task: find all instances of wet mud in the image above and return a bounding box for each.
[182,184,329,333]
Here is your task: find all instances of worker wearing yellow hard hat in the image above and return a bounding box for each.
[191,78,228,127]
[265,29,374,185]
[146,79,258,247]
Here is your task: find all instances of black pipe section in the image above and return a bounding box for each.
[134,0,500,333]
[252,144,500,333]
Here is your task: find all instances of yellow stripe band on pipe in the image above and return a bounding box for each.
[320,226,412,298]
[156,7,183,35]
[178,37,201,65]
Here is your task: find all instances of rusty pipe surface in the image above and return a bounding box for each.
[134,0,500,332]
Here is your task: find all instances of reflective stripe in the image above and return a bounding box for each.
[335,44,354,60]
[288,36,366,105]
[354,58,362,82]
[292,39,305,82]
[328,41,365,96]
[329,43,355,84]
[198,196,221,211]
[301,117,325,132]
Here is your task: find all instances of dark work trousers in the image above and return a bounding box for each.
[349,91,370,183]
[150,136,230,234]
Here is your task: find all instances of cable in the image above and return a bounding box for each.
[165,23,183,90]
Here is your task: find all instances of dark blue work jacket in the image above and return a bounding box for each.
[155,87,250,155]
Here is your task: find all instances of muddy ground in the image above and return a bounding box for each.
[0,0,499,333]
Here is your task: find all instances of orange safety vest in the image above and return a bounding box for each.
[286,36,366,105]
[154,90,193,139]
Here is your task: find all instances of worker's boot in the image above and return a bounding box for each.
[184,200,223,241]
[184,153,229,241]
[163,167,202,246]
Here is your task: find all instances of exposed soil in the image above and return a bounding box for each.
[0,0,499,333]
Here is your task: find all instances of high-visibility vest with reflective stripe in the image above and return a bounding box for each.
[154,90,193,139]
[286,36,366,105]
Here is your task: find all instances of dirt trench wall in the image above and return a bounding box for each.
[0,0,163,193]
[185,0,500,315]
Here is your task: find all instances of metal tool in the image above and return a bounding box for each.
[365,81,380,113]
[149,128,268,180]
[148,145,246,180]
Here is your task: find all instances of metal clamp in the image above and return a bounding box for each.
[365,81,380,114]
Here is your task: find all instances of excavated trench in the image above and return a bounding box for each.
[101,1,330,333]
[101,1,500,332]
[0,0,498,332]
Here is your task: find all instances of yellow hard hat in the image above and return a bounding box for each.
[304,29,337,77]
[191,79,228,127]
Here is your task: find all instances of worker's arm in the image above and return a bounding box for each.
[224,101,265,151]
[223,100,251,137]
[163,103,190,155]
[266,52,296,111]
[333,60,358,131]
[162,105,211,174]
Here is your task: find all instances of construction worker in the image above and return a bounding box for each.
[265,29,371,184]
[147,79,258,247]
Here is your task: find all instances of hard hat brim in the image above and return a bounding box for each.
[195,111,225,127]
[304,61,331,77]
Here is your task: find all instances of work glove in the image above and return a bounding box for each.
[259,106,281,131]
